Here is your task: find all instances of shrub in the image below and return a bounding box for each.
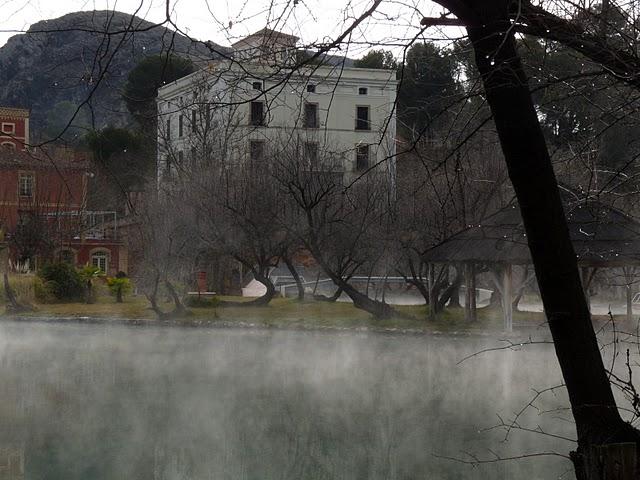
[2,274,38,304]
[184,295,220,308]
[38,263,84,301]
[33,276,56,303]
[106,272,132,303]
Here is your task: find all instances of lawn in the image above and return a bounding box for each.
[0,292,560,333]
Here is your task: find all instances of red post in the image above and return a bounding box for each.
[197,271,207,295]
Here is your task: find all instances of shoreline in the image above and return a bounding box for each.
[0,313,547,339]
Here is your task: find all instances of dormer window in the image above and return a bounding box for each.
[358,87,368,95]
[307,84,316,93]
[252,81,263,91]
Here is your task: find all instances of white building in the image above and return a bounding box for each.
[156,28,397,185]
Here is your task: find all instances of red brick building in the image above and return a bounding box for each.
[0,107,29,151]
[0,109,125,275]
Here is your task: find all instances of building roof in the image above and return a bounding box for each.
[423,198,640,267]
[0,107,29,119]
[0,146,90,170]
[231,28,299,48]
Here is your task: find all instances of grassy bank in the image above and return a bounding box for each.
[0,292,560,333]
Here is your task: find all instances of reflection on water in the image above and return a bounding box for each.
[0,321,572,479]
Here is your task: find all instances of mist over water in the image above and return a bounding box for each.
[0,322,573,479]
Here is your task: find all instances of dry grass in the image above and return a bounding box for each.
[0,291,559,333]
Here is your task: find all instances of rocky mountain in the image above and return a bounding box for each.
[0,11,220,140]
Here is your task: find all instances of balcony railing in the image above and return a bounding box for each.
[43,211,119,241]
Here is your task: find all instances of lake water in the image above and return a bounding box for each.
[0,321,577,479]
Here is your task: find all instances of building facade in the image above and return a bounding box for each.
[0,107,29,152]
[0,109,125,275]
[156,29,397,187]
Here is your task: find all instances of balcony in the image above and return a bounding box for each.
[44,211,119,241]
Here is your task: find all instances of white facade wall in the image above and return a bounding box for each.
[157,43,397,187]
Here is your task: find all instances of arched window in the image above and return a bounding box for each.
[91,251,109,273]
[1,142,16,151]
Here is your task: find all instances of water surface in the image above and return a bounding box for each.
[0,321,574,479]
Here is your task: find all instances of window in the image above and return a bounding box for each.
[192,109,197,132]
[178,151,184,165]
[250,101,265,126]
[164,155,172,177]
[191,146,197,162]
[304,142,319,170]
[166,119,171,139]
[307,84,316,93]
[1,142,15,150]
[178,114,184,137]
[252,81,263,91]
[91,251,109,273]
[356,144,370,171]
[18,173,34,198]
[358,87,368,95]
[303,103,319,128]
[249,140,265,162]
[355,106,370,130]
[1,123,15,134]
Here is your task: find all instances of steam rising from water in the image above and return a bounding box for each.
[0,322,572,479]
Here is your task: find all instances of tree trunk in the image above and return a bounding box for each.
[436,270,462,312]
[283,254,304,301]
[218,266,276,307]
[164,280,188,315]
[85,280,94,304]
[313,285,343,302]
[311,252,401,319]
[447,267,462,309]
[462,2,640,471]
[511,266,531,312]
[3,272,31,313]
[145,273,165,318]
[116,285,123,303]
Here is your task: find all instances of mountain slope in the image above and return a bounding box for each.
[0,11,219,139]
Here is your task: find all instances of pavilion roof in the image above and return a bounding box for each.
[423,199,640,267]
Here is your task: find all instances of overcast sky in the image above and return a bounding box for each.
[0,0,450,55]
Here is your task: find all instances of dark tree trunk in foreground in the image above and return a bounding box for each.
[433,0,640,475]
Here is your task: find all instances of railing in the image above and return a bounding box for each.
[43,210,119,241]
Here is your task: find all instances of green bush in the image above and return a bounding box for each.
[38,263,84,301]
[184,295,220,308]
[34,277,56,303]
[107,272,132,302]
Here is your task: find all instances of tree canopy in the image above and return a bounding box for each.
[123,54,195,127]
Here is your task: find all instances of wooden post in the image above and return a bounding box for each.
[465,263,477,322]
[503,264,513,332]
[623,267,634,323]
[581,266,592,312]
[470,263,477,321]
[427,263,436,321]
[464,263,471,321]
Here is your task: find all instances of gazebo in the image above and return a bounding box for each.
[423,198,640,331]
